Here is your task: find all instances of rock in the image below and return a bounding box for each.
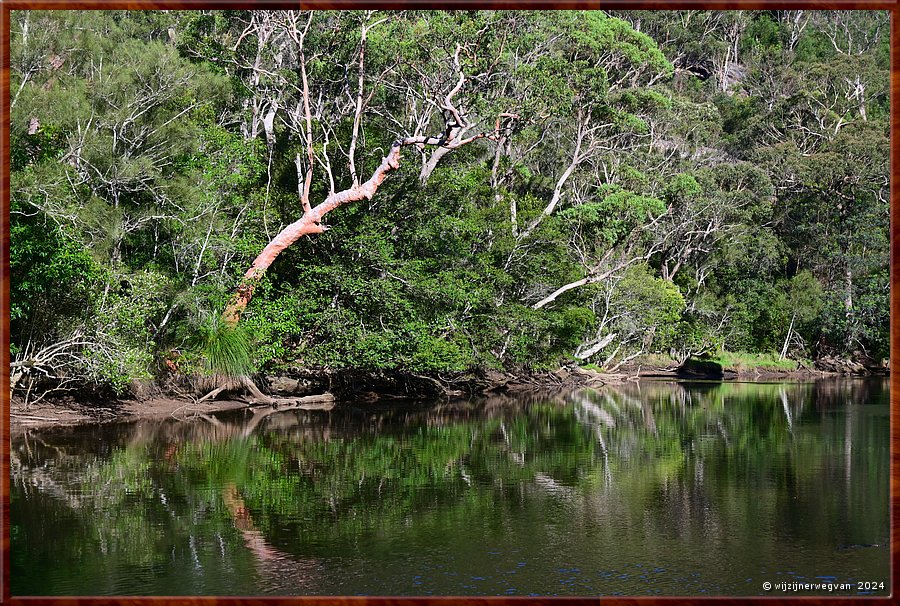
[814,356,870,375]
[268,376,302,395]
[677,357,737,379]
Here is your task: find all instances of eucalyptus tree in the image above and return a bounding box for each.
[9,10,889,396]
[180,10,517,327]
[510,15,670,233]
[10,10,235,396]
[183,10,743,372]
[737,9,889,355]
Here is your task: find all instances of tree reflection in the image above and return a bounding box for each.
[11,378,889,595]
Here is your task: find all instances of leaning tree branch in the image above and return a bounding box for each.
[516,117,586,242]
[531,219,668,311]
[221,119,515,326]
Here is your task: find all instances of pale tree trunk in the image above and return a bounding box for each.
[516,124,584,243]
[780,312,796,360]
[415,48,513,185]
[531,237,665,311]
[786,11,809,52]
[489,138,518,238]
[575,332,618,360]
[844,266,853,315]
[419,126,468,184]
[533,275,598,310]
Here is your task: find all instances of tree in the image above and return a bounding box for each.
[573,263,685,368]
[738,11,889,355]
[10,10,236,397]
[9,10,889,395]
[199,11,517,326]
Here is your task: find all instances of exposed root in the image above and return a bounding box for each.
[197,385,227,403]
[240,375,277,404]
[197,375,336,411]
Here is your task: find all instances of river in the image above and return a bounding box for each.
[10,378,890,596]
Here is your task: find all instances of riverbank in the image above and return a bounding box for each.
[10,359,867,433]
[8,366,610,431]
[10,396,252,431]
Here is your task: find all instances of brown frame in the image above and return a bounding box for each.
[0,1,896,604]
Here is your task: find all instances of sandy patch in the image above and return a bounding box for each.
[10,396,250,434]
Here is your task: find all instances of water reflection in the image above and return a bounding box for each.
[11,379,890,596]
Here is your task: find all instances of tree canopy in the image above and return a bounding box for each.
[9,9,889,397]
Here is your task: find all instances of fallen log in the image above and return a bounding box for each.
[11,413,63,422]
[248,392,336,411]
[241,394,336,435]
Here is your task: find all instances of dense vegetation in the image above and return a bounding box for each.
[9,10,889,398]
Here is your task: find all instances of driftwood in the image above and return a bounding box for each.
[249,393,336,410]
[196,375,336,410]
[11,413,63,422]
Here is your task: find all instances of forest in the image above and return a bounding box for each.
[9,10,890,401]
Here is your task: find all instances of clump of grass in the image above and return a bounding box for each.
[710,351,803,372]
[193,313,254,377]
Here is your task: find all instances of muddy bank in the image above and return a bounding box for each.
[10,396,251,431]
[8,362,866,432]
[9,367,617,432]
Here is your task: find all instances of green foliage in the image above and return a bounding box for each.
[193,314,254,377]
[612,264,686,353]
[664,173,702,201]
[10,214,101,327]
[8,10,888,392]
[711,351,803,372]
[560,186,665,249]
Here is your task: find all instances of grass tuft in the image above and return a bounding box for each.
[194,314,254,377]
[710,351,804,372]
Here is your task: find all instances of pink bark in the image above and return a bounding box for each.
[221,122,512,326]
[221,143,404,325]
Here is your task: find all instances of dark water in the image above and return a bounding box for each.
[10,379,890,596]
